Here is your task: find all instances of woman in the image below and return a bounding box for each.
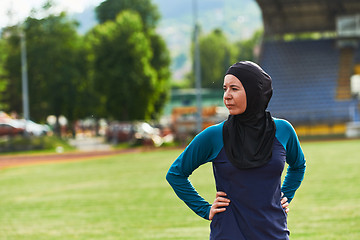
[166,61,306,239]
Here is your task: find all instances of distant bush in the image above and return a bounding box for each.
[0,135,75,153]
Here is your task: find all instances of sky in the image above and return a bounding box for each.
[0,0,103,29]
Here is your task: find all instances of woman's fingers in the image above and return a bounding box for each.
[209,191,230,220]
[215,192,230,204]
[212,206,227,213]
[209,205,227,220]
[216,191,228,198]
[281,196,290,213]
[216,196,230,203]
[213,201,230,208]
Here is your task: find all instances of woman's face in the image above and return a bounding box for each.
[223,74,247,115]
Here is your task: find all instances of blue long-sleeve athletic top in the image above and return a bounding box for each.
[166,118,306,239]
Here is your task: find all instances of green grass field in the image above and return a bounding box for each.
[0,139,360,239]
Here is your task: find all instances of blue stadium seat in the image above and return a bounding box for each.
[260,39,360,125]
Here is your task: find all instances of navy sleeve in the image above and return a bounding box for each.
[166,123,224,220]
[275,118,306,203]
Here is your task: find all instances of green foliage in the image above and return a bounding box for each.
[95,0,160,32]
[89,11,158,121]
[171,78,192,89]
[1,9,86,124]
[189,28,237,89]
[269,31,337,42]
[0,0,171,125]
[0,139,360,239]
[1,25,23,115]
[89,0,171,121]
[25,13,81,121]
[0,38,9,110]
[185,28,263,90]
[148,31,171,119]
[234,29,263,62]
[0,135,75,154]
[40,135,75,151]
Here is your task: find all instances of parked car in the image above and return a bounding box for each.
[0,121,25,137]
[106,122,135,143]
[106,121,172,147]
[21,120,51,136]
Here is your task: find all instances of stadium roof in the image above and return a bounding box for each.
[255,0,360,36]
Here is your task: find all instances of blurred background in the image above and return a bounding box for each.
[0,0,360,153]
[1,1,360,239]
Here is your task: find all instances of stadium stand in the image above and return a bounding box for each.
[260,39,360,125]
[255,0,360,136]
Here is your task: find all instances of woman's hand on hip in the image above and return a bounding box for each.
[209,191,230,220]
[281,193,290,213]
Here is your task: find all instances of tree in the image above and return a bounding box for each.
[2,6,89,136]
[90,0,171,120]
[189,28,237,89]
[0,38,9,110]
[89,11,159,121]
[95,0,160,32]
[25,13,81,124]
[1,25,22,115]
[234,29,263,62]
[147,31,171,119]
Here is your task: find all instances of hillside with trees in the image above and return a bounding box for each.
[71,0,263,80]
[0,0,171,135]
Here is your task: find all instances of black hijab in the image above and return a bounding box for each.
[223,61,276,169]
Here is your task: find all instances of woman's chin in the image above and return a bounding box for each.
[228,110,241,115]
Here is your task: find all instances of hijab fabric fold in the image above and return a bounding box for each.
[223,61,276,169]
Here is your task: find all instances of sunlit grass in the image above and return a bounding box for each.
[0,139,359,239]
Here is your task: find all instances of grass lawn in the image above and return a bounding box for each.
[0,139,359,239]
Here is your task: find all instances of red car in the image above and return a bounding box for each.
[0,122,25,137]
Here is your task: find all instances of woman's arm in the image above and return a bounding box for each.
[274,118,306,203]
[166,123,224,220]
[277,119,306,203]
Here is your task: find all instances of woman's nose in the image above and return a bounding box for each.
[224,90,231,99]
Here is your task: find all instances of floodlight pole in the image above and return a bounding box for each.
[193,0,202,133]
[20,31,30,121]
